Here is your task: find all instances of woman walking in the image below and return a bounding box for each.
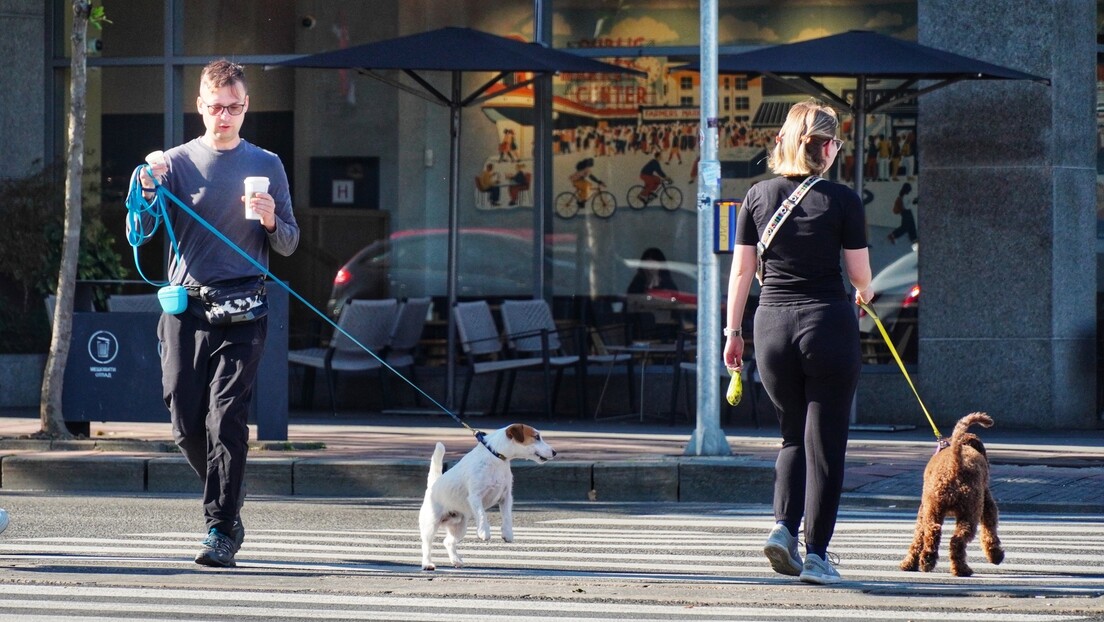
[722,99,873,585]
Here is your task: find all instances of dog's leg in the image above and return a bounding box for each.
[443,514,467,568]
[418,505,439,571]
[900,502,926,572]
[500,488,515,543]
[948,514,978,577]
[468,491,493,541]
[980,488,1004,565]
[919,507,943,573]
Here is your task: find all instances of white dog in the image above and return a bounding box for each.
[419,423,556,570]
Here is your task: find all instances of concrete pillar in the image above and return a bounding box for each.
[917,0,1097,428]
[0,1,46,178]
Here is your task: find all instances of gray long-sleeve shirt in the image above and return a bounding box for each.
[131,137,299,287]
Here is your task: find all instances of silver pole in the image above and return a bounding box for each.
[684,0,731,456]
[445,73,461,410]
[533,0,552,300]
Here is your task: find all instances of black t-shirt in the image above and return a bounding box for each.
[736,175,867,305]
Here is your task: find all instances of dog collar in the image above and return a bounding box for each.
[475,431,508,461]
[934,437,950,454]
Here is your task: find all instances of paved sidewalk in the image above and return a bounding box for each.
[0,409,1102,513]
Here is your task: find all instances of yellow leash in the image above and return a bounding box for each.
[859,302,943,440]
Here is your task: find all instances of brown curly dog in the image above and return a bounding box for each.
[900,412,1005,577]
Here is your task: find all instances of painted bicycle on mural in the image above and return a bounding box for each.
[626,178,683,211]
[556,158,617,219]
[553,181,617,219]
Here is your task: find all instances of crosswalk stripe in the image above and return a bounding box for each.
[0,585,1087,622]
[0,510,1099,620]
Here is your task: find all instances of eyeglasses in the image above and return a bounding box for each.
[830,138,844,149]
[202,101,245,116]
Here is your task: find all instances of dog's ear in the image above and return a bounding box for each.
[506,424,524,442]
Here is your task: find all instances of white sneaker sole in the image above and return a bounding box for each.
[764,542,802,576]
[799,570,841,585]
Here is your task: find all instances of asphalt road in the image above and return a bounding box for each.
[0,493,1101,621]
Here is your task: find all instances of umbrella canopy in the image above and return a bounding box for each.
[682,30,1049,197]
[271,27,642,410]
[711,29,1047,82]
[276,26,643,76]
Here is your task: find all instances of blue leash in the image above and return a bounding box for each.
[124,165,505,460]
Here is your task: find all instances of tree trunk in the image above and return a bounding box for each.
[40,1,92,439]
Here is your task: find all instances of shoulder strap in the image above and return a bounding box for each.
[755,176,822,286]
[759,176,821,251]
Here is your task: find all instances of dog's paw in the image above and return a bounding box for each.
[950,563,973,577]
[899,558,918,572]
[421,562,436,571]
[451,558,464,568]
[919,553,937,573]
[477,526,491,541]
[987,547,1005,565]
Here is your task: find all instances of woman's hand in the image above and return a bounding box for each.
[723,334,744,372]
[855,286,874,306]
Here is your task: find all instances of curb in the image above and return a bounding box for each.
[0,453,777,503]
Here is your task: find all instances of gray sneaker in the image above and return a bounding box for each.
[799,553,841,585]
[763,524,802,576]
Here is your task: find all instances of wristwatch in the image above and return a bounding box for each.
[724,327,742,337]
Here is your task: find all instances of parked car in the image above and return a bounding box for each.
[327,228,578,317]
[858,248,919,364]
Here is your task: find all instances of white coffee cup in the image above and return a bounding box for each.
[244,176,269,220]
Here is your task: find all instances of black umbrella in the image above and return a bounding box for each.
[683,30,1049,196]
[271,27,643,410]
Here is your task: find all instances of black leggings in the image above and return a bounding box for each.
[753,300,860,556]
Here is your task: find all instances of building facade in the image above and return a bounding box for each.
[0,0,1097,428]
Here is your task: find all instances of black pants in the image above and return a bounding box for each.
[158,308,267,536]
[890,209,917,243]
[753,300,860,555]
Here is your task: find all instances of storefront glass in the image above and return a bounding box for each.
[50,0,923,359]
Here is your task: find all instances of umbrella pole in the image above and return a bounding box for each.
[852,77,866,201]
[849,77,866,427]
[446,71,462,411]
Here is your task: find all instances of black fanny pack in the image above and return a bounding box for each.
[190,277,268,326]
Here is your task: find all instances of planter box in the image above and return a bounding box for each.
[0,353,45,408]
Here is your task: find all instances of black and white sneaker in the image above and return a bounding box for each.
[195,528,237,568]
[231,518,245,555]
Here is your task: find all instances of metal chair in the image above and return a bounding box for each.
[453,300,546,418]
[501,299,636,419]
[385,297,432,403]
[500,299,584,417]
[288,298,397,416]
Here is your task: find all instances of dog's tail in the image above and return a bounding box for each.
[951,412,993,442]
[427,442,446,488]
[949,412,993,460]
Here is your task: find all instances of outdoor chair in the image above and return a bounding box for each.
[500,299,584,417]
[453,300,547,418]
[288,298,397,416]
[501,299,636,419]
[668,330,761,428]
[384,297,432,404]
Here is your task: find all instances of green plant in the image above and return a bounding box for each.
[0,159,128,353]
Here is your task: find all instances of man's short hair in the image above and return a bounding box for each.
[202,59,247,91]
